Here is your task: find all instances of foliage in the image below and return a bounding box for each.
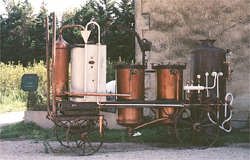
[0,122,52,139]
[62,0,135,62]
[0,61,47,113]
[0,0,47,64]
[1,0,135,63]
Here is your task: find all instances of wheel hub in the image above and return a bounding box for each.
[193,122,201,132]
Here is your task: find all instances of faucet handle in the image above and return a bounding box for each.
[211,72,217,77]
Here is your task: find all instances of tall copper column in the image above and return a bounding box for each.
[54,35,69,97]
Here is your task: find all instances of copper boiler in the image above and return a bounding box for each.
[116,64,144,127]
[54,35,69,96]
[153,64,186,123]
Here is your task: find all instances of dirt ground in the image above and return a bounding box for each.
[0,140,249,160]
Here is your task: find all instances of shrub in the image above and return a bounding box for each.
[0,61,47,112]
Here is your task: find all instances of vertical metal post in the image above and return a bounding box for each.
[52,12,57,114]
[45,16,51,113]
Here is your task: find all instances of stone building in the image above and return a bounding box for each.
[135,0,250,127]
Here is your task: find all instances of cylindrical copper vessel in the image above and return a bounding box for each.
[191,39,226,103]
[54,35,69,96]
[153,64,186,124]
[116,64,144,127]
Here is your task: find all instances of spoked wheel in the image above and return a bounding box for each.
[54,123,80,148]
[53,117,104,156]
[76,119,104,156]
[174,106,219,147]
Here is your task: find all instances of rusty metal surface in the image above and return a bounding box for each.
[116,65,144,126]
[54,35,69,96]
[191,39,226,102]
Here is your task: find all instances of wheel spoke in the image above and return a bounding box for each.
[175,107,219,147]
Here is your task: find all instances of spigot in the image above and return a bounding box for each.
[196,74,201,94]
[211,72,217,77]
[191,80,194,86]
[185,80,191,100]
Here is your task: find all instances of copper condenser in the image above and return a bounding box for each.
[54,35,69,96]
[153,64,186,123]
[116,64,145,127]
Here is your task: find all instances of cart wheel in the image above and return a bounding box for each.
[77,119,104,156]
[53,121,82,148]
[54,119,104,155]
[174,106,219,147]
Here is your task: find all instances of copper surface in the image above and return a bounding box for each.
[63,91,130,97]
[117,107,143,126]
[117,67,144,100]
[99,115,104,137]
[159,107,175,123]
[116,65,144,126]
[54,35,69,96]
[154,66,184,124]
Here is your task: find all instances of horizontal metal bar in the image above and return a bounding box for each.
[63,91,130,97]
[54,115,100,121]
[98,103,184,107]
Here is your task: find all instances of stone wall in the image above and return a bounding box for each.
[135,0,250,126]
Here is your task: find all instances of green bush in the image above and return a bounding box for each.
[0,61,47,113]
[0,60,117,113]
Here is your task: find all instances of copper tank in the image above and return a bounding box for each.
[54,35,69,96]
[116,64,144,127]
[153,64,186,124]
[191,39,226,103]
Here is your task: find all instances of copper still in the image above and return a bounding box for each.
[153,64,186,123]
[54,35,69,96]
[191,40,227,103]
[116,64,144,127]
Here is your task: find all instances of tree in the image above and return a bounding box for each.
[30,1,48,61]
[61,0,135,61]
[1,0,35,64]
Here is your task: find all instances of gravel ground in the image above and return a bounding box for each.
[0,140,249,160]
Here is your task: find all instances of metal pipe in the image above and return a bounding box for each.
[133,117,171,130]
[85,21,101,44]
[206,72,217,89]
[63,91,130,97]
[183,72,217,92]
[205,72,209,97]
[216,72,223,98]
[97,103,227,109]
[45,16,51,113]
[99,115,104,137]
[98,103,184,107]
[52,12,57,114]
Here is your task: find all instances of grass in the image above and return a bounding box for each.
[0,122,53,140]
[0,122,249,146]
